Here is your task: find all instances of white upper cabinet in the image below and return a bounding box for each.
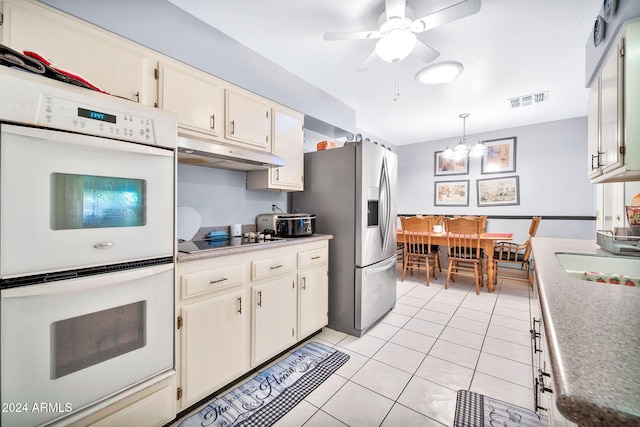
[1,0,149,103]
[157,62,223,138]
[589,20,640,183]
[247,106,305,191]
[225,88,270,151]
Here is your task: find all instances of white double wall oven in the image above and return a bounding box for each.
[0,67,177,426]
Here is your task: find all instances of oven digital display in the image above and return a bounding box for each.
[78,107,117,124]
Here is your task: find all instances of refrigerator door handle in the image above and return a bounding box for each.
[378,155,391,252]
[365,256,397,275]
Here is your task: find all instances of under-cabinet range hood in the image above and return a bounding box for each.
[177,134,285,172]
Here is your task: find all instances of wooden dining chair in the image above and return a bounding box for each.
[423,214,444,273]
[494,217,542,289]
[400,216,439,285]
[444,216,485,295]
[453,215,488,232]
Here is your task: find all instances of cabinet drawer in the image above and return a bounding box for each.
[90,383,174,427]
[181,264,244,299]
[298,248,327,269]
[252,255,296,281]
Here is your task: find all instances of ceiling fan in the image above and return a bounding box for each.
[323,0,481,71]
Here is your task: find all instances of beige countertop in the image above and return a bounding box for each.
[177,234,333,263]
[531,237,640,426]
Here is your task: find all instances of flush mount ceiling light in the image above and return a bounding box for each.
[442,113,486,160]
[416,61,464,84]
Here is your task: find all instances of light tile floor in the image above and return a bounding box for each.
[176,264,537,427]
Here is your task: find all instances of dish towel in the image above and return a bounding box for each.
[581,271,639,286]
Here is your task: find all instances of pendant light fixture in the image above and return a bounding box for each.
[442,113,486,160]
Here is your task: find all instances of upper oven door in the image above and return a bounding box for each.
[0,124,175,278]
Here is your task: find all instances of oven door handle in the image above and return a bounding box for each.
[1,263,173,298]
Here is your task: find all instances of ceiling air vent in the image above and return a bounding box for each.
[509,91,548,108]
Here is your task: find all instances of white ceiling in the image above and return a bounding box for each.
[168,0,602,145]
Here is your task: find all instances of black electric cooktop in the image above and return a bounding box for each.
[178,237,283,253]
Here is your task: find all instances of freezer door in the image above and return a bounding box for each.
[355,256,397,332]
[356,143,398,267]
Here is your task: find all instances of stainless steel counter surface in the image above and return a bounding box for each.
[531,237,640,426]
[177,234,333,263]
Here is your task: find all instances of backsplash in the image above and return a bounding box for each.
[177,164,287,226]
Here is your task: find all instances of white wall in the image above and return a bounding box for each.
[397,117,595,241]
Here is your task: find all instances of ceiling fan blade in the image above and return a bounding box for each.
[411,40,440,64]
[385,0,406,20]
[324,30,380,41]
[412,0,481,33]
[356,50,379,72]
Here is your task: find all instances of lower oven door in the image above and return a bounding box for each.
[0,263,173,427]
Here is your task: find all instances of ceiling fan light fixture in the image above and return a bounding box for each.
[415,61,463,84]
[375,29,417,63]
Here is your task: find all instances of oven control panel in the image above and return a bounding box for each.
[37,94,156,144]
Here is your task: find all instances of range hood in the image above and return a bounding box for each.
[177,134,285,172]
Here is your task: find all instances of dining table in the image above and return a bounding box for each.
[397,230,513,292]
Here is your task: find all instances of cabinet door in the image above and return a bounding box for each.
[2,1,146,102]
[225,89,270,150]
[600,44,623,172]
[159,62,223,137]
[298,267,328,339]
[252,277,296,366]
[271,108,304,190]
[246,107,304,191]
[181,290,248,406]
[587,80,601,178]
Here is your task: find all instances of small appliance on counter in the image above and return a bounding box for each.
[256,213,316,237]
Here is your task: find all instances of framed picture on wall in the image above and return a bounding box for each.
[434,180,469,206]
[481,137,517,174]
[477,175,520,207]
[434,151,468,176]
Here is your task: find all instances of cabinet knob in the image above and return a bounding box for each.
[210,114,215,131]
[230,120,235,135]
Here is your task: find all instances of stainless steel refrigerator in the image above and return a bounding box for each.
[292,140,397,337]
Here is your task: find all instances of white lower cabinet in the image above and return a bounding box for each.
[297,248,329,340]
[532,270,577,427]
[175,239,329,413]
[180,288,248,406]
[298,268,328,339]
[252,276,297,366]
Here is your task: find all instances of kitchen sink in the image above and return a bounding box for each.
[556,253,640,285]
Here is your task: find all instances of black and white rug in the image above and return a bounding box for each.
[179,341,349,427]
[454,389,542,427]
